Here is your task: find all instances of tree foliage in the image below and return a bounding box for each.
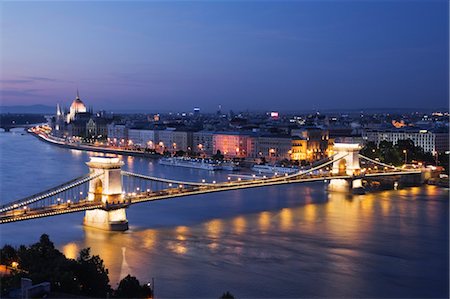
[361,139,435,167]
[115,274,152,298]
[220,291,235,298]
[0,234,152,298]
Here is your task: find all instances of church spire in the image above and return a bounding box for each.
[76,88,80,99]
[56,103,62,116]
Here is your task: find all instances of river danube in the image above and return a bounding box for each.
[1,130,448,298]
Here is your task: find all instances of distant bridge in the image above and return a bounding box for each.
[0,143,422,230]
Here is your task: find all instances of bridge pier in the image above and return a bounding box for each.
[83,157,129,231]
[84,208,128,231]
[328,143,365,194]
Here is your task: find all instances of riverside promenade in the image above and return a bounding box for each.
[29,130,160,159]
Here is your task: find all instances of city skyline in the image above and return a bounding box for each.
[1,1,448,111]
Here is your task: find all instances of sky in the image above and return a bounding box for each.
[0,1,448,112]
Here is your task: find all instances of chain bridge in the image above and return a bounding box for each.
[0,143,422,231]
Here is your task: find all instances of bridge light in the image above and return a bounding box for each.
[274,172,278,176]
[263,175,267,179]
[179,184,183,188]
[227,177,231,181]
[23,206,27,210]
[212,181,216,184]
[147,189,150,192]
[79,192,83,195]
[285,173,288,177]
[169,183,172,187]
[201,179,206,183]
[67,200,71,204]
[252,174,256,179]
[238,178,242,181]
[137,187,140,191]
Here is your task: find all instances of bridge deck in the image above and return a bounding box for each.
[0,170,421,224]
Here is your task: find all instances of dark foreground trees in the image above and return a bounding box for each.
[0,234,152,298]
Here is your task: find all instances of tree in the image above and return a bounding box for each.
[0,244,18,266]
[220,291,235,298]
[115,274,152,298]
[174,150,186,157]
[213,150,224,161]
[76,248,111,297]
[360,141,379,160]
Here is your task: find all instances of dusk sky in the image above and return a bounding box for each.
[1,1,448,112]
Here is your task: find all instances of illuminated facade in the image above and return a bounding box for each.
[213,132,256,158]
[291,128,333,162]
[290,138,308,161]
[66,91,87,123]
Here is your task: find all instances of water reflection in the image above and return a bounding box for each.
[232,216,246,235]
[141,229,158,250]
[258,211,271,232]
[205,219,222,250]
[62,242,79,259]
[279,208,293,231]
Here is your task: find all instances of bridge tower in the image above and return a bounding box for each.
[329,143,365,194]
[84,156,129,231]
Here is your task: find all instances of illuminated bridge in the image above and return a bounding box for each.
[0,143,423,231]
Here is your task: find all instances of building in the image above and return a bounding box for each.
[157,129,192,152]
[107,124,128,144]
[193,131,214,156]
[256,136,292,161]
[66,91,87,123]
[433,127,449,153]
[362,127,438,153]
[290,138,308,161]
[128,128,157,148]
[52,103,66,137]
[213,132,256,158]
[51,91,113,140]
[291,127,332,161]
[86,118,108,139]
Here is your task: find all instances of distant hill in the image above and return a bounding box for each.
[0,105,55,114]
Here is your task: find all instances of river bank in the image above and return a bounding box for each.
[29,131,161,159]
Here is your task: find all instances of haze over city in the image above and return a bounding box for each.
[1,1,448,112]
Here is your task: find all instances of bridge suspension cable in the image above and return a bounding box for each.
[121,171,215,186]
[0,172,103,213]
[358,154,402,171]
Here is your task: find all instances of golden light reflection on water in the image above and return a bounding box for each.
[141,229,158,250]
[258,211,271,232]
[62,242,79,259]
[58,186,445,288]
[176,225,189,241]
[167,225,190,255]
[205,219,223,250]
[279,208,293,231]
[205,219,223,239]
[303,204,317,223]
[232,216,246,235]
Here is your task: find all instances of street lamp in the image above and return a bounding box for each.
[403,149,407,165]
